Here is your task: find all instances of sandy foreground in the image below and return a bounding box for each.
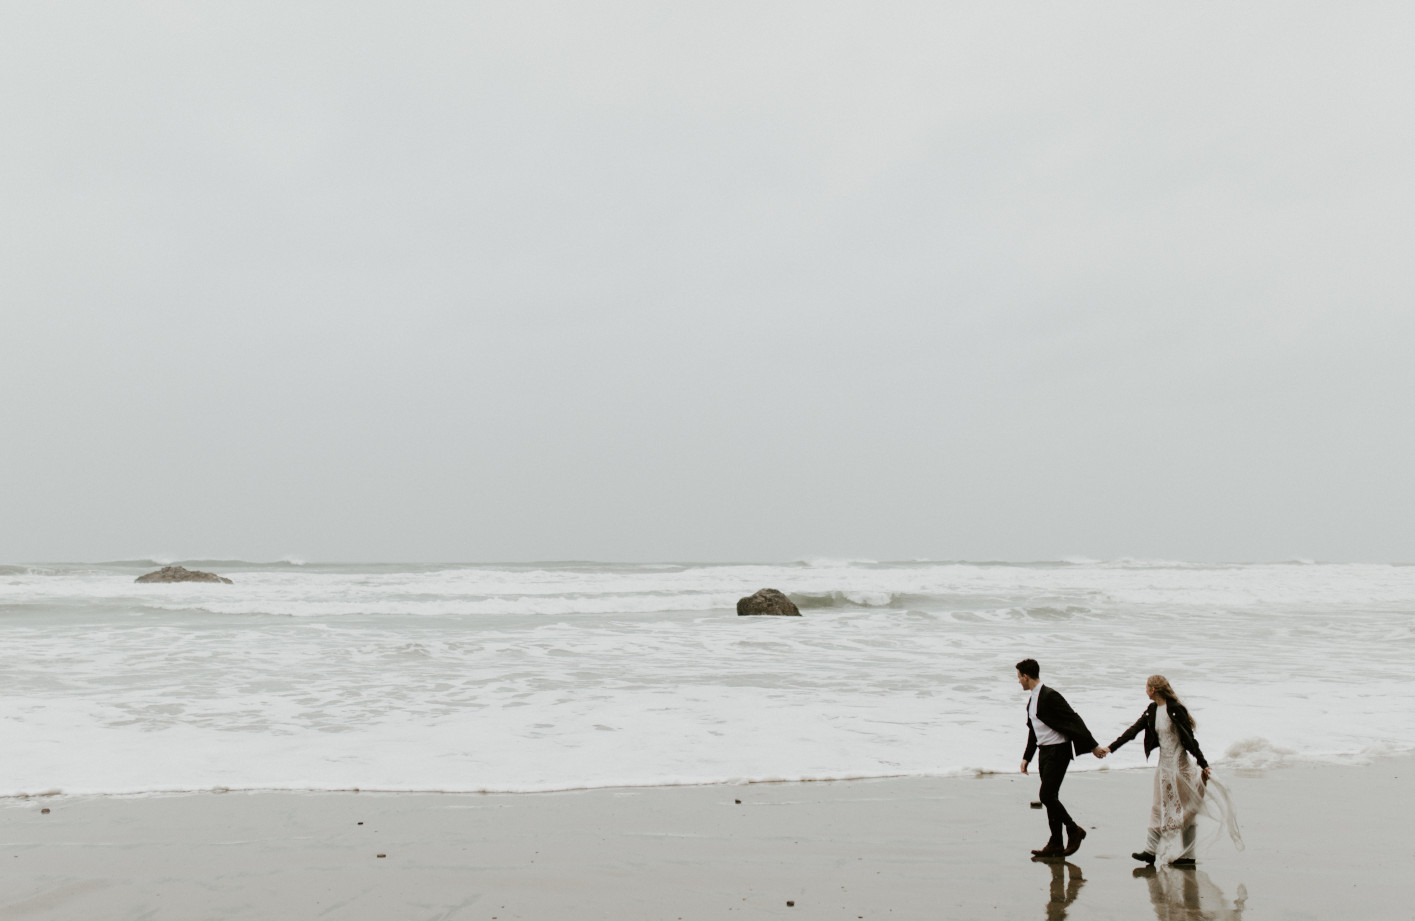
[2,757,1410,921]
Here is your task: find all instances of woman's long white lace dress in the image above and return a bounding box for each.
[1148,705,1243,861]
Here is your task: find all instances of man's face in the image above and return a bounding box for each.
[1017,671,1033,691]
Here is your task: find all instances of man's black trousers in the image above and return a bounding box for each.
[1037,743,1075,843]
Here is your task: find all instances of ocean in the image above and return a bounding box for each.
[2,559,1411,797]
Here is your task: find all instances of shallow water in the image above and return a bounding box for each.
[1,559,1411,795]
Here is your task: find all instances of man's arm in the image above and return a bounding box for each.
[1021,722,1037,773]
[1038,687,1100,753]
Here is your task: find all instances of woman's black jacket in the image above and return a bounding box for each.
[1107,702,1209,770]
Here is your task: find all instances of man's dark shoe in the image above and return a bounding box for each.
[1131,851,1156,865]
[1031,841,1065,857]
[1169,857,1196,868]
[1062,825,1087,855]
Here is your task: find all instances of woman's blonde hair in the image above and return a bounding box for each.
[1147,674,1196,730]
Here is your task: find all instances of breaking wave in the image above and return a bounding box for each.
[2,558,1414,796]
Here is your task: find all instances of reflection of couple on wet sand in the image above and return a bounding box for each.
[1016,658,1244,866]
[1041,861,1248,921]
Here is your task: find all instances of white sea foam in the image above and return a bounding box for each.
[0,560,1412,797]
[1223,737,1299,769]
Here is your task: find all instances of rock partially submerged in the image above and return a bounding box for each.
[135,565,233,584]
[736,588,801,617]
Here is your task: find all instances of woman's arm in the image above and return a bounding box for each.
[1107,707,1150,752]
[1172,706,1209,769]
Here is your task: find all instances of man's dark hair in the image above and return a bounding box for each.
[1016,658,1040,679]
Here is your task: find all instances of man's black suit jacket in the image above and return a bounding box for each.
[1023,684,1099,763]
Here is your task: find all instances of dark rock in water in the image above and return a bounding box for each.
[135,565,233,584]
[736,588,801,617]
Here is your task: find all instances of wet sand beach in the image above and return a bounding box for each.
[2,756,1410,920]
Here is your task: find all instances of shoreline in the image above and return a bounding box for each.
[1,744,1403,801]
[4,755,1410,920]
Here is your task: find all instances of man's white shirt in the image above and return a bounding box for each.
[1028,681,1066,746]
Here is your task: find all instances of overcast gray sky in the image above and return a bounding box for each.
[3,3,1413,563]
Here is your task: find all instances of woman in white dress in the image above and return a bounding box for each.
[1101,675,1243,867]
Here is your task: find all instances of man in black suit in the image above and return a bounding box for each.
[1017,658,1106,857]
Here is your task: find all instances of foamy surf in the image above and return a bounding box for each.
[1,559,1412,798]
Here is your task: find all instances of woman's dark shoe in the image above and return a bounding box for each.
[1131,851,1156,865]
[1031,840,1065,857]
[1169,857,1196,868]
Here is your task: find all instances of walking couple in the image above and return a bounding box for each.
[1017,658,1243,867]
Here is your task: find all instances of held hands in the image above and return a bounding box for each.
[1201,766,1212,782]
[1023,748,1107,770]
